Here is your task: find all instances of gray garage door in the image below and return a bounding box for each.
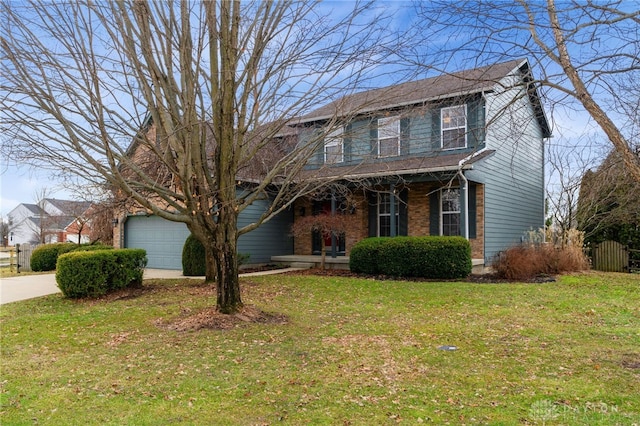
[124,215,190,269]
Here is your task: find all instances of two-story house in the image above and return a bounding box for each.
[7,199,93,245]
[119,58,549,272]
[278,58,550,270]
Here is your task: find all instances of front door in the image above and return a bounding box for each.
[311,201,346,255]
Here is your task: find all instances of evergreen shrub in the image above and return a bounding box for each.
[31,243,76,271]
[182,234,206,276]
[31,243,113,272]
[56,249,147,298]
[349,237,387,275]
[350,236,472,279]
[69,243,113,253]
[182,234,251,276]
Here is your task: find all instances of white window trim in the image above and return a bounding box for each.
[377,116,400,157]
[441,105,467,150]
[377,192,400,237]
[324,127,344,164]
[440,188,461,236]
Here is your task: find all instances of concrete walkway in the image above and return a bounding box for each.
[0,267,302,305]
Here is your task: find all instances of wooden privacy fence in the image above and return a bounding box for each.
[0,244,35,273]
[591,240,633,273]
[17,244,35,272]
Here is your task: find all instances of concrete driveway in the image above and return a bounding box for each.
[0,269,202,305]
[0,267,298,305]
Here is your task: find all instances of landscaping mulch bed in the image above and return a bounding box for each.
[284,267,556,284]
[155,304,288,332]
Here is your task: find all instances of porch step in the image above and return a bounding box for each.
[289,262,315,269]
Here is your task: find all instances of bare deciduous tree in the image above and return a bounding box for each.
[0,215,11,248]
[31,188,53,244]
[1,1,393,313]
[577,148,640,242]
[409,0,640,181]
[545,135,608,244]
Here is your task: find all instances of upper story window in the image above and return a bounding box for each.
[441,105,467,150]
[324,127,343,164]
[441,188,461,236]
[377,116,400,157]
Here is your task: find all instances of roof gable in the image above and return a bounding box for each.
[42,198,92,216]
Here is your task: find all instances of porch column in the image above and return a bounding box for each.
[458,172,469,239]
[330,189,337,258]
[389,183,396,237]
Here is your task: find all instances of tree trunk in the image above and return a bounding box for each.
[204,246,217,283]
[213,237,242,314]
[211,204,242,314]
[547,0,640,183]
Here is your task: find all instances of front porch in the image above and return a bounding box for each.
[271,255,350,270]
[271,255,486,274]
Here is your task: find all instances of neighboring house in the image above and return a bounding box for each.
[118,58,549,270]
[286,58,550,268]
[7,199,93,245]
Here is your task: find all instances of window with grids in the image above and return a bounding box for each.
[377,116,400,157]
[441,105,467,150]
[441,188,461,236]
[324,127,343,164]
[378,192,400,236]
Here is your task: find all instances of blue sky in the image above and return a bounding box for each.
[1,164,72,214]
[0,0,625,217]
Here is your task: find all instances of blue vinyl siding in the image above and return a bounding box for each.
[348,118,374,160]
[306,96,486,168]
[237,200,293,263]
[467,82,545,264]
[125,193,293,270]
[408,113,435,155]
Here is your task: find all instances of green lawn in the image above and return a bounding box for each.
[1,272,638,425]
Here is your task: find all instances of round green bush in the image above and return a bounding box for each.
[31,243,76,271]
[56,248,147,298]
[182,234,206,276]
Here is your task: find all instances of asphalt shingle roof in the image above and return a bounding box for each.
[296,59,527,123]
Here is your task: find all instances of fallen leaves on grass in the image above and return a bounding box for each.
[155,305,288,332]
[285,268,556,283]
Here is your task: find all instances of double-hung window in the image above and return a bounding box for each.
[441,188,461,236]
[378,192,400,236]
[378,116,400,157]
[324,127,343,164]
[441,105,467,150]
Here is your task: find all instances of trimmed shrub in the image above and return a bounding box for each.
[31,243,114,272]
[31,243,76,271]
[349,237,387,275]
[110,249,147,290]
[182,234,206,276]
[69,243,113,253]
[350,236,472,279]
[56,249,147,298]
[181,234,251,276]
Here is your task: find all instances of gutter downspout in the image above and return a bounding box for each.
[456,147,489,240]
[330,189,337,258]
[457,170,469,240]
[390,182,396,237]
